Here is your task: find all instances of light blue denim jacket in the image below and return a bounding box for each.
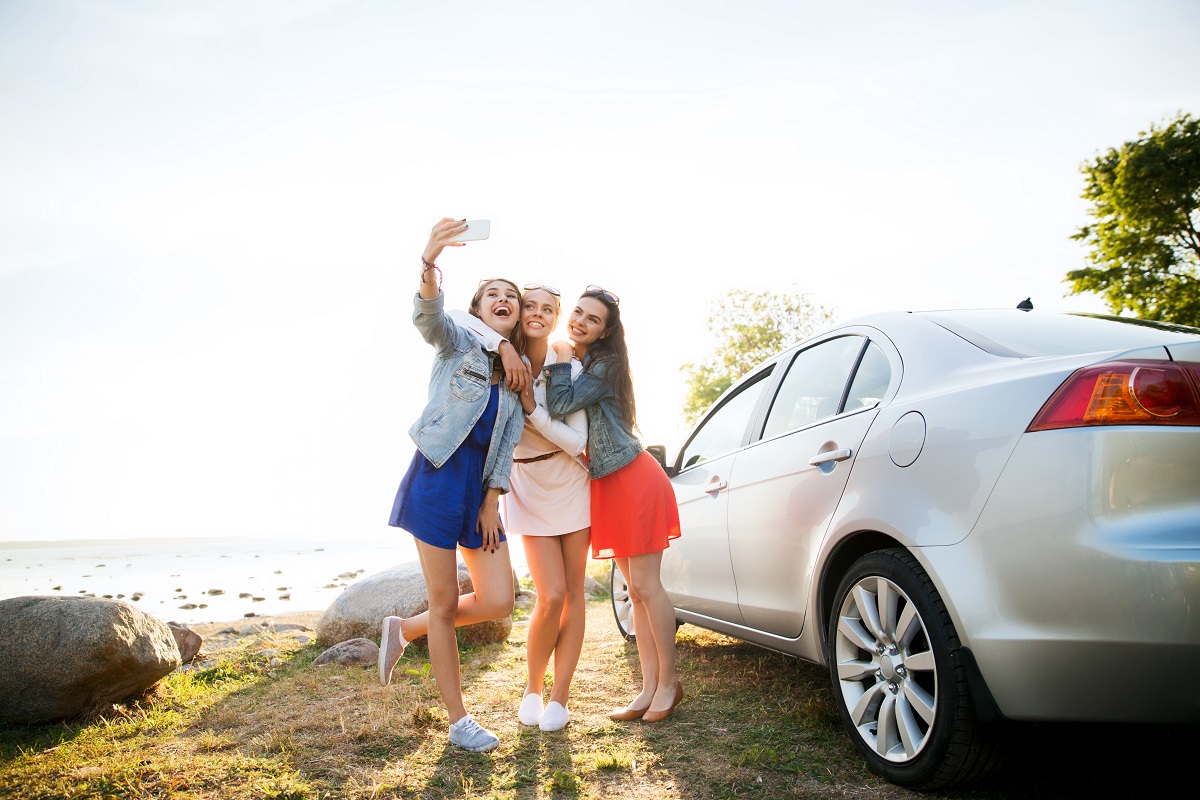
[544,356,642,479]
[407,292,524,493]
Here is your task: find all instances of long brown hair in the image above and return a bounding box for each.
[580,288,636,432]
[469,278,526,356]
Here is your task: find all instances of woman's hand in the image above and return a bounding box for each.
[497,341,532,394]
[519,382,536,414]
[476,489,504,553]
[551,340,576,362]
[422,217,469,266]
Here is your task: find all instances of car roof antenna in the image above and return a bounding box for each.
[1017,297,1034,311]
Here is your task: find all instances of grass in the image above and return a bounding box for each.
[2,566,1196,799]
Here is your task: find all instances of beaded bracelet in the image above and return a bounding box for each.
[420,257,442,288]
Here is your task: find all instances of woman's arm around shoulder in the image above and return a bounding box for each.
[524,346,588,455]
[543,351,614,417]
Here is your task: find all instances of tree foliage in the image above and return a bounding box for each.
[680,290,834,425]
[1068,112,1200,326]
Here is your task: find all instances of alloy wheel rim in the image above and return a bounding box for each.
[833,575,938,763]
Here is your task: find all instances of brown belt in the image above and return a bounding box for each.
[513,451,561,464]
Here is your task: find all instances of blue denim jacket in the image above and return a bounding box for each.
[407,292,524,493]
[544,356,642,479]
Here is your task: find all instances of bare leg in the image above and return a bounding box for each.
[626,551,679,714]
[611,555,657,714]
[413,538,468,723]
[547,528,590,706]
[521,534,567,699]
[400,540,515,643]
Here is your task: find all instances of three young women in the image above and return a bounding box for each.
[544,287,684,723]
[377,217,524,753]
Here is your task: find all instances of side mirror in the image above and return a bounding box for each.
[646,444,677,478]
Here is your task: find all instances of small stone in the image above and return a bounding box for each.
[179,603,197,610]
[278,594,290,600]
[312,638,378,667]
[239,592,252,599]
[206,589,224,596]
[252,597,264,602]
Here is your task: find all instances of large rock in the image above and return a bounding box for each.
[0,596,181,724]
[316,560,513,647]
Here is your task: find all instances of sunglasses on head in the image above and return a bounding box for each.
[476,278,519,290]
[523,283,561,296]
[584,285,620,305]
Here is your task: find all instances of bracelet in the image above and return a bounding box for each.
[420,257,442,288]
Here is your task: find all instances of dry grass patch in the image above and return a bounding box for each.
[3,595,1196,798]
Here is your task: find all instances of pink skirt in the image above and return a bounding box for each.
[589,451,681,559]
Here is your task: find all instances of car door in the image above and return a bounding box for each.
[725,335,892,637]
[660,366,775,623]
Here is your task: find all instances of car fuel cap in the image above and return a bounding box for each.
[888,411,926,468]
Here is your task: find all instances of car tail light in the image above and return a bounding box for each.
[1027,359,1200,431]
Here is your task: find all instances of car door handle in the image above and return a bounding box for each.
[706,479,728,496]
[809,448,852,466]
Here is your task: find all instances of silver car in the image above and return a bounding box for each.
[611,309,1200,790]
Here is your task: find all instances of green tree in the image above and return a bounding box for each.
[1068,112,1200,326]
[680,290,834,424]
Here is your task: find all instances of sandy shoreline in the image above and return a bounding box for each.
[183,609,326,642]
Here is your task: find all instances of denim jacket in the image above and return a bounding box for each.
[407,292,524,493]
[544,355,642,479]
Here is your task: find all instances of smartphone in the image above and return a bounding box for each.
[448,219,491,242]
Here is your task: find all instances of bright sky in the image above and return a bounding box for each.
[3,0,1198,543]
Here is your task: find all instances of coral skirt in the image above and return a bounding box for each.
[589,451,681,559]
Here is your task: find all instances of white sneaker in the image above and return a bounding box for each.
[448,715,500,752]
[518,693,543,727]
[378,616,407,687]
[539,701,569,732]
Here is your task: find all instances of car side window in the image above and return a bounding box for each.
[678,368,773,470]
[761,335,866,440]
[843,341,891,411]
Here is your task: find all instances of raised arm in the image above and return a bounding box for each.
[419,217,468,299]
[412,218,478,358]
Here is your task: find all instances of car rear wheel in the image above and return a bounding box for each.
[610,562,636,641]
[827,549,1005,789]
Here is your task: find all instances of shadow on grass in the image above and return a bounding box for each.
[605,624,1198,799]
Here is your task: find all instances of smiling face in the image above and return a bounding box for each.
[470,279,521,337]
[566,295,611,351]
[521,288,560,341]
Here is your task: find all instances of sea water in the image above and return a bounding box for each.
[0,536,421,625]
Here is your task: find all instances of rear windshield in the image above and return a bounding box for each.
[920,310,1200,358]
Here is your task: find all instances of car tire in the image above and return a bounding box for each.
[610,562,636,641]
[827,549,1006,790]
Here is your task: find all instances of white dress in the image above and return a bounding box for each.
[449,311,591,536]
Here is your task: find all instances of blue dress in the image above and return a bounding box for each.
[389,383,504,550]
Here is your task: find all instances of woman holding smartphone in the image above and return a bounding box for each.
[453,285,591,732]
[544,286,683,723]
[376,217,524,753]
